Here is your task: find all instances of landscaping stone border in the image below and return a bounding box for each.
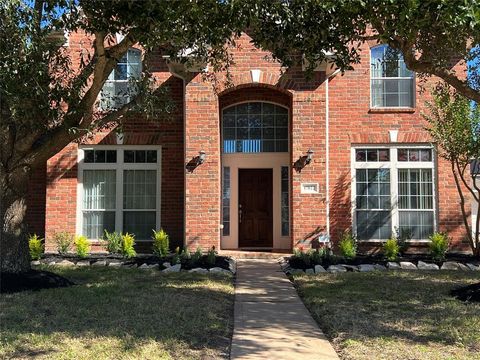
[279,257,480,274]
[32,256,237,275]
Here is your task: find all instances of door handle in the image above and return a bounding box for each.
[239,204,243,223]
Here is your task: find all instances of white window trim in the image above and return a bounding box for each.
[369,45,416,109]
[77,145,162,242]
[351,145,437,242]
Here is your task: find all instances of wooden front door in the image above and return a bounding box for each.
[238,169,273,248]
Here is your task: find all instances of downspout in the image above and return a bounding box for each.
[325,69,340,240]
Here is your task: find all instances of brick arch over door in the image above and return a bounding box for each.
[219,85,292,110]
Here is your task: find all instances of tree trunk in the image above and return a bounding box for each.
[0,171,31,273]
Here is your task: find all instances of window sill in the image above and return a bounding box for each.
[369,107,416,114]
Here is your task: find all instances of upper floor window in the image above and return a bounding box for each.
[222,102,289,153]
[370,45,415,108]
[100,48,142,109]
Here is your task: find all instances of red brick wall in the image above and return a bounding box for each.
[41,31,469,253]
[45,34,185,251]
[327,42,469,251]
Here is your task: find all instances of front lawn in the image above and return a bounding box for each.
[294,271,480,360]
[0,266,234,359]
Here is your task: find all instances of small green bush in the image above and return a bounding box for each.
[429,232,449,261]
[74,235,90,258]
[152,229,169,257]
[180,248,191,262]
[206,246,217,266]
[53,231,73,254]
[28,234,44,260]
[339,231,357,260]
[104,230,122,254]
[309,248,324,265]
[383,238,400,261]
[171,246,181,265]
[191,247,203,265]
[121,233,136,258]
[394,227,411,252]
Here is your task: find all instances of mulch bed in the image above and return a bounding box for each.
[41,253,231,270]
[1,270,74,294]
[451,282,480,303]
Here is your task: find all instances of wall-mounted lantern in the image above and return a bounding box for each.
[186,150,207,172]
[294,149,314,172]
[197,150,206,165]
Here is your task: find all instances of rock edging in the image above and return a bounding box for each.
[278,257,480,275]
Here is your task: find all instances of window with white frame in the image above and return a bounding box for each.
[353,147,435,240]
[100,48,142,109]
[222,102,289,153]
[371,45,415,108]
[78,147,161,240]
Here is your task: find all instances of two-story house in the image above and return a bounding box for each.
[31,32,469,253]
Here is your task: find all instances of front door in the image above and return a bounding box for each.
[238,169,273,248]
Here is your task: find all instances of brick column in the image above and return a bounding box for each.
[184,76,221,250]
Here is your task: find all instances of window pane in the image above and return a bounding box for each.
[356,211,391,240]
[83,211,115,239]
[221,102,289,153]
[399,211,434,240]
[123,170,156,209]
[146,150,157,163]
[123,211,156,240]
[83,170,116,210]
[356,150,366,162]
[84,150,95,163]
[94,150,106,163]
[281,166,289,236]
[106,150,117,163]
[223,167,230,236]
[124,150,135,163]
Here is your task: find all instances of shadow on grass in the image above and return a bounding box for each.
[0,267,234,359]
[294,271,480,354]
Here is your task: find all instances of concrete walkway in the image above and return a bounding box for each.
[230,259,339,360]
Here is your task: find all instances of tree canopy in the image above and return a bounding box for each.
[248,1,480,102]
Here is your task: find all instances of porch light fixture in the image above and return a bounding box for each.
[197,150,206,165]
[305,149,314,165]
[294,148,314,172]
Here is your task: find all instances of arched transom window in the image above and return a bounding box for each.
[222,102,289,153]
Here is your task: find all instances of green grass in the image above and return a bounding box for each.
[0,266,234,359]
[294,271,480,360]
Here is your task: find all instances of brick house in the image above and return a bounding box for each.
[30,32,470,253]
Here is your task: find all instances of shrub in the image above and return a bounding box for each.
[180,248,191,262]
[206,246,217,266]
[171,247,181,265]
[28,234,44,260]
[429,232,449,261]
[53,231,73,254]
[394,227,411,252]
[309,248,324,265]
[104,230,122,254]
[121,233,136,258]
[152,229,169,257]
[383,238,400,261]
[339,231,357,260]
[74,235,90,258]
[191,247,203,266]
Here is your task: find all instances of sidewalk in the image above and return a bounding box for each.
[230,259,339,360]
